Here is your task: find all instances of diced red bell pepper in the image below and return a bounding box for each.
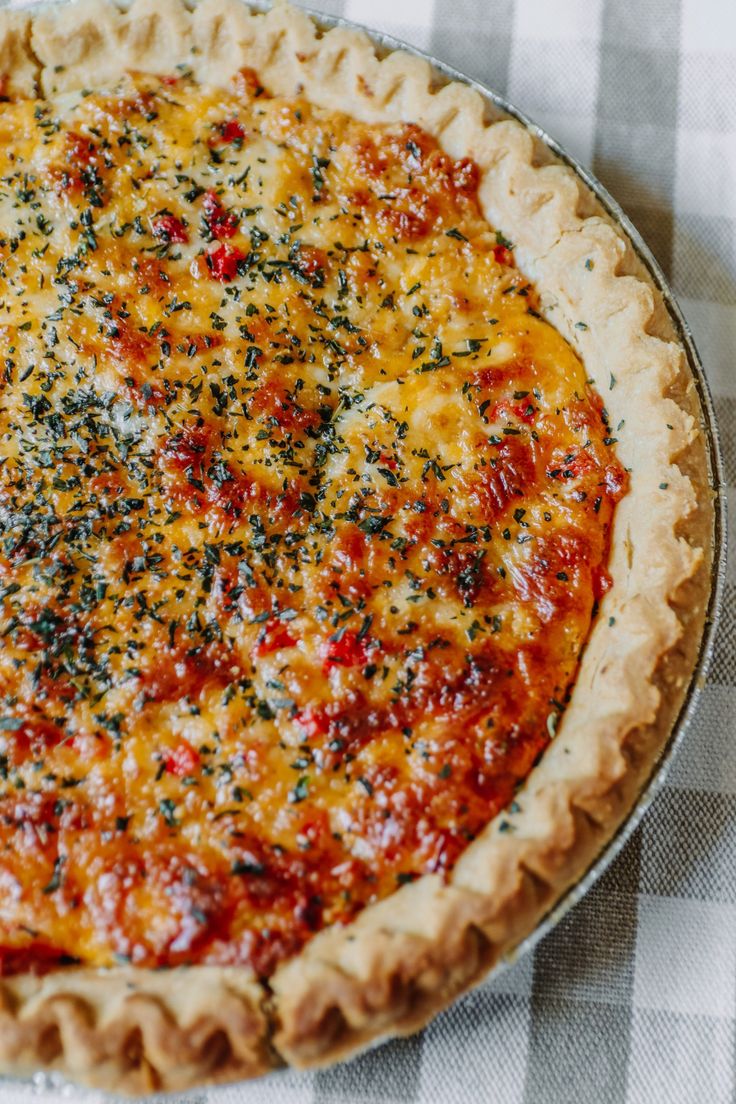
[208,244,245,282]
[253,618,297,657]
[322,630,368,670]
[209,119,247,147]
[203,190,239,240]
[165,740,201,777]
[151,214,188,243]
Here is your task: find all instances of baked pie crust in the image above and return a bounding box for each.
[0,0,713,1093]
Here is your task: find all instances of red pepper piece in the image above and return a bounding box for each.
[209,119,247,147]
[208,244,245,282]
[493,244,514,265]
[253,618,297,657]
[165,740,201,777]
[322,630,369,670]
[202,190,239,240]
[151,214,188,243]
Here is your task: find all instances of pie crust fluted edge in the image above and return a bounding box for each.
[0,0,713,1093]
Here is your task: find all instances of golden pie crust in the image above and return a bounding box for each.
[0,0,712,1093]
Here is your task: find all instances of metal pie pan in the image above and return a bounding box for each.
[2,1,727,1098]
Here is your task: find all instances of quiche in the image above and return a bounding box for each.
[0,0,713,1094]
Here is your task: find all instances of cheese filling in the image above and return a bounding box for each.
[0,71,626,976]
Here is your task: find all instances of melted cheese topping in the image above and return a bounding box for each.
[0,71,626,977]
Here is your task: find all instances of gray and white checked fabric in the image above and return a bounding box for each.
[1,0,735,1102]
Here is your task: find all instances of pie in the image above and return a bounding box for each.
[0,0,713,1094]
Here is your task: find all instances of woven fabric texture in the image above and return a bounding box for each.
[1,0,734,1102]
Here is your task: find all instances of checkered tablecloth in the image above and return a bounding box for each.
[2,0,734,1102]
